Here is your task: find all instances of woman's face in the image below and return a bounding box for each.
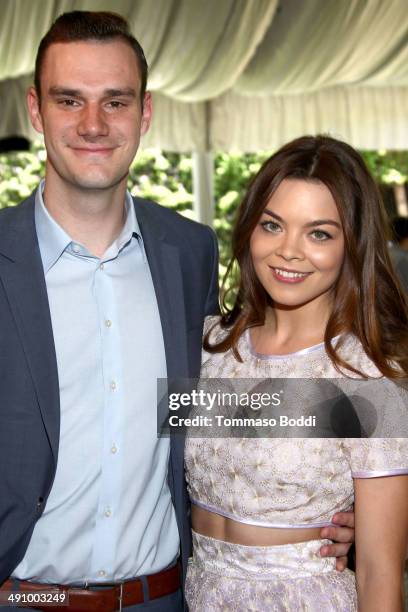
[249,178,345,310]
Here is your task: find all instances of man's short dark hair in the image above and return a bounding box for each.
[34,11,148,105]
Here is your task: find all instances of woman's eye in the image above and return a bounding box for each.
[260,221,282,233]
[311,229,332,241]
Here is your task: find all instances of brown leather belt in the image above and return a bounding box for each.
[1,563,181,611]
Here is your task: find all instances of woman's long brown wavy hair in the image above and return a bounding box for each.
[205,135,408,379]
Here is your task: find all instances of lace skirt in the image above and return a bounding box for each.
[185,531,357,611]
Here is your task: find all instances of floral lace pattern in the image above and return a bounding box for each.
[186,531,357,611]
[184,316,408,610]
[185,316,408,528]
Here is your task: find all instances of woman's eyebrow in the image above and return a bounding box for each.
[262,209,283,221]
[303,219,342,228]
[262,209,341,228]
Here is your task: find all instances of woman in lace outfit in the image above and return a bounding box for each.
[184,136,408,611]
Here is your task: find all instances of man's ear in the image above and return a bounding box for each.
[27,86,44,134]
[140,91,152,136]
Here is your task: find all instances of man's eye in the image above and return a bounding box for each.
[311,229,332,241]
[58,99,78,107]
[107,101,125,108]
[260,221,282,233]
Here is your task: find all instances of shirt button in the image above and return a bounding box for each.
[104,507,112,518]
[105,319,112,328]
[100,263,104,270]
[72,243,81,253]
[110,381,116,391]
[97,570,106,577]
[111,444,118,454]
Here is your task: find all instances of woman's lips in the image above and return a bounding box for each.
[270,266,312,284]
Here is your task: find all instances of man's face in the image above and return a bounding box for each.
[27,40,151,193]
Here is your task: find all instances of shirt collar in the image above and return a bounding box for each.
[115,190,143,252]
[35,181,144,273]
[35,181,71,273]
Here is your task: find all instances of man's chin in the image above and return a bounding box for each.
[66,173,126,192]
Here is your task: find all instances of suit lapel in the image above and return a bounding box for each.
[0,195,191,470]
[0,196,60,464]
[135,199,189,380]
[135,198,189,495]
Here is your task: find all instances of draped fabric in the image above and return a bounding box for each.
[209,86,408,152]
[0,0,407,150]
[235,0,408,95]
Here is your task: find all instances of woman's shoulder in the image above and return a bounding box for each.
[334,336,408,436]
[201,315,239,376]
[203,314,229,342]
[334,335,383,378]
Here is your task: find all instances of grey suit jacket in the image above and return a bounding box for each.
[0,192,219,585]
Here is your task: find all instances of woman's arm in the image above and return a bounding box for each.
[354,475,408,612]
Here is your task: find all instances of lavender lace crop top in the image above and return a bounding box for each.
[184,316,408,528]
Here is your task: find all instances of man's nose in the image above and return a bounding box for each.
[77,104,109,138]
[275,232,304,261]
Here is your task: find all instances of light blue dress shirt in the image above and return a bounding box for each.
[13,184,179,584]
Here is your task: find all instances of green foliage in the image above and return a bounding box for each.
[213,151,271,274]
[361,150,408,185]
[128,149,194,217]
[1,142,407,284]
[0,142,46,208]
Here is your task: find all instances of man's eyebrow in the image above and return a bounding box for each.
[104,88,137,98]
[48,87,137,98]
[262,209,341,228]
[48,87,82,97]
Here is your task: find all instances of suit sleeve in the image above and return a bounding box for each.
[204,226,220,317]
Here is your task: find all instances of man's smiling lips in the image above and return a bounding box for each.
[70,145,117,156]
[269,266,313,284]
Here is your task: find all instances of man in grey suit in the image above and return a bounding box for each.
[0,11,354,612]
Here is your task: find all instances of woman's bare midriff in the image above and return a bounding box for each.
[192,504,323,546]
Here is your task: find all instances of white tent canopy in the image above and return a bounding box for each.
[0,0,407,151]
